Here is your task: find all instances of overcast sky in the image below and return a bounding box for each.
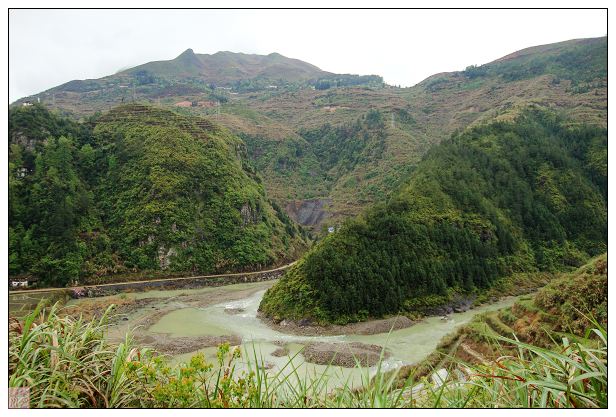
[9,9,607,102]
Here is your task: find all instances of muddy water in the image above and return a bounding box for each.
[23,281,520,389]
[9,290,70,316]
[139,282,518,388]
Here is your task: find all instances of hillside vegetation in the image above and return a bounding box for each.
[259,109,607,323]
[229,37,607,223]
[9,104,305,286]
[13,38,606,228]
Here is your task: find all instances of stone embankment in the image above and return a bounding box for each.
[423,296,476,316]
[70,269,286,299]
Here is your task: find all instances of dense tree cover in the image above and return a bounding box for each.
[260,108,607,324]
[9,104,305,286]
[9,104,93,154]
[313,75,383,90]
[301,109,387,176]
[241,109,391,202]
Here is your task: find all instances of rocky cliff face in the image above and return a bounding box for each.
[285,198,332,227]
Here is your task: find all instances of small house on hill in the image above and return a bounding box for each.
[9,276,38,289]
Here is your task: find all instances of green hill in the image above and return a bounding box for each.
[258,109,607,324]
[8,104,306,286]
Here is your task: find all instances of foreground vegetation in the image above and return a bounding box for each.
[9,300,606,408]
[260,109,607,324]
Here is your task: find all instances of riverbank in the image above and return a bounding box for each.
[63,281,276,324]
[62,282,278,355]
[15,278,537,392]
[258,271,556,337]
[260,314,417,336]
[303,342,390,367]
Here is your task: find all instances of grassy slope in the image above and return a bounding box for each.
[395,253,607,385]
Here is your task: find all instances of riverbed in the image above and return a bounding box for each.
[51,280,520,389]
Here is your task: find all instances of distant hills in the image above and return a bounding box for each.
[12,37,607,230]
[124,49,333,84]
[18,49,382,108]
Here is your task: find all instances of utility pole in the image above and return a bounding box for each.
[391,113,395,129]
[216,100,220,119]
[132,84,136,102]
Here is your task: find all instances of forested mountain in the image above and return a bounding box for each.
[8,37,607,291]
[12,37,606,229]
[9,104,306,286]
[259,109,607,323]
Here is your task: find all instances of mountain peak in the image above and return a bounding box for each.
[178,48,195,57]
[172,48,202,71]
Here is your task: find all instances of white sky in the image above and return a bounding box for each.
[8,9,607,102]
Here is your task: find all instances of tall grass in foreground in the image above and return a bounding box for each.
[425,325,607,408]
[9,303,607,408]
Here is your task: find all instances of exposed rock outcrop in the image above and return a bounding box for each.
[285,198,331,226]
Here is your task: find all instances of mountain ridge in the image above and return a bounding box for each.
[121,48,334,84]
[11,36,607,230]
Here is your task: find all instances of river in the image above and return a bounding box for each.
[10,280,520,389]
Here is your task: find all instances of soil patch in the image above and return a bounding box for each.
[224,307,245,315]
[135,334,242,355]
[271,346,289,357]
[303,342,389,368]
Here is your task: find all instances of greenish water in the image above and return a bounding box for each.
[14,281,521,389]
[146,284,520,388]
